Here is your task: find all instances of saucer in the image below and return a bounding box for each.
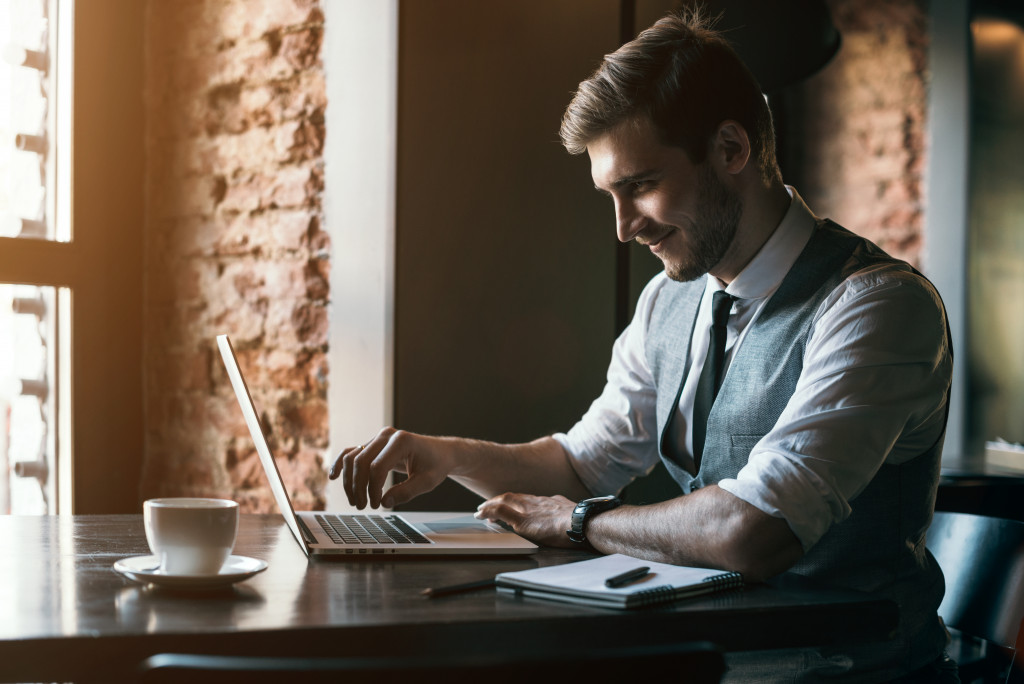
[114,554,268,589]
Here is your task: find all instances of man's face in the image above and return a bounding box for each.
[588,117,742,282]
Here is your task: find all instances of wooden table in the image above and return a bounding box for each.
[0,514,898,683]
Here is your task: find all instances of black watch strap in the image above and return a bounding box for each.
[567,495,620,545]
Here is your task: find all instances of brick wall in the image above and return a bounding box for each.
[141,0,328,512]
[779,0,929,266]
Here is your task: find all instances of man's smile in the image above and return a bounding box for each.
[636,227,676,252]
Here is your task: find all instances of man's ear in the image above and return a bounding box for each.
[712,121,751,176]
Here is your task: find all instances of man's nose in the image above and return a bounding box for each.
[615,199,645,243]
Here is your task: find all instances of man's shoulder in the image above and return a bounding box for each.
[813,220,919,276]
[832,262,946,316]
[841,260,932,290]
[811,220,944,306]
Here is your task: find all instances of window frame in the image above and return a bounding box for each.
[923,0,970,460]
[0,0,145,513]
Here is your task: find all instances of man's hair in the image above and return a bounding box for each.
[559,10,779,182]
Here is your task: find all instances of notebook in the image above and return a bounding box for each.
[495,553,743,609]
[217,334,537,557]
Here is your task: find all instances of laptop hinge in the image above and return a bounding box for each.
[296,515,318,545]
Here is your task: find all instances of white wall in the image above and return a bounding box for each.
[323,0,398,510]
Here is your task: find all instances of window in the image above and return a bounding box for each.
[926,0,1024,464]
[966,15,1024,452]
[323,0,397,511]
[0,0,72,513]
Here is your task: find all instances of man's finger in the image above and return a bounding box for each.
[475,494,525,526]
[349,443,381,509]
[329,444,359,480]
[380,463,446,509]
[340,448,361,506]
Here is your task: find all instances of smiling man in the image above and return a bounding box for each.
[588,116,773,285]
[330,11,954,682]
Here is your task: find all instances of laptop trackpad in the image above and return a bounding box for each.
[423,519,499,535]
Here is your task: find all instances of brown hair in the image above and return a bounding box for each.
[559,9,779,182]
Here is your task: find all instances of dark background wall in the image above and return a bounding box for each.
[394,0,624,509]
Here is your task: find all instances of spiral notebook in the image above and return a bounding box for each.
[495,553,743,609]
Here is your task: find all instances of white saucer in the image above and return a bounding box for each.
[114,554,268,589]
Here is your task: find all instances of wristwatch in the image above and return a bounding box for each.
[567,495,621,545]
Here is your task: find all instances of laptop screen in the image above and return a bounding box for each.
[217,334,310,556]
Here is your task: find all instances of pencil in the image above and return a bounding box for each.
[421,578,496,599]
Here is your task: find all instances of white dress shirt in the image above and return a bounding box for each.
[554,187,952,551]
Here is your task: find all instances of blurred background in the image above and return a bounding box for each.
[0,0,1018,517]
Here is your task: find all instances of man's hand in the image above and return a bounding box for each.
[328,427,456,510]
[475,493,578,548]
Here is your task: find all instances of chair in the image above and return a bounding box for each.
[139,641,725,683]
[926,511,1024,683]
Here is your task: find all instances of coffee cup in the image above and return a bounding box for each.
[143,498,239,575]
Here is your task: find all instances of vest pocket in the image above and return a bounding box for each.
[729,434,765,451]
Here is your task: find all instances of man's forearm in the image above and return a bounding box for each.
[584,485,804,582]
[334,428,593,510]
[450,435,593,502]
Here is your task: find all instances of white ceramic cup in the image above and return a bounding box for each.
[143,498,239,575]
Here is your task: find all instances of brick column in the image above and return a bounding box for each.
[141,0,328,512]
[777,0,929,267]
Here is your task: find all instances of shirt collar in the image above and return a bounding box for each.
[714,186,817,301]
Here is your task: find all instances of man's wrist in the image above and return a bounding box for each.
[567,495,620,546]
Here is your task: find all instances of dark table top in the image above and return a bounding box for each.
[941,453,1024,481]
[0,513,898,683]
[938,454,1024,521]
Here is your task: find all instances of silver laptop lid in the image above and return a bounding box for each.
[217,334,310,556]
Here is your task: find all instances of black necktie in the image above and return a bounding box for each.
[692,290,736,470]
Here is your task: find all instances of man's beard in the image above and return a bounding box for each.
[663,163,743,282]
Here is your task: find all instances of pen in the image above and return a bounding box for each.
[604,566,651,588]
[421,578,496,599]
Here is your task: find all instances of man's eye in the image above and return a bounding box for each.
[631,180,651,194]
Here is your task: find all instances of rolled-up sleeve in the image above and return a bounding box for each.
[718,267,952,550]
[554,276,666,496]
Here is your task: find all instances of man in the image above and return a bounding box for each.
[330,11,953,682]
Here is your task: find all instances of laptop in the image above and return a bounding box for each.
[216,334,537,557]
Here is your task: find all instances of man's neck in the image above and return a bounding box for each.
[710,180,792,285]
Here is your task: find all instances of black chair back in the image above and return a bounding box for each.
[927,511,1024,682]
[140,641,725,684]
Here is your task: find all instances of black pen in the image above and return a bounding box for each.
[604,566,651,588]
[421,578,496,599]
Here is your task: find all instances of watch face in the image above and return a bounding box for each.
[585,495,619,505]
[568,495,621,544]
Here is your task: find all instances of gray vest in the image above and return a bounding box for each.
[645,220,948,669]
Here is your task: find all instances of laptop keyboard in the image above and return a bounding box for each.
[315,514,431,545]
